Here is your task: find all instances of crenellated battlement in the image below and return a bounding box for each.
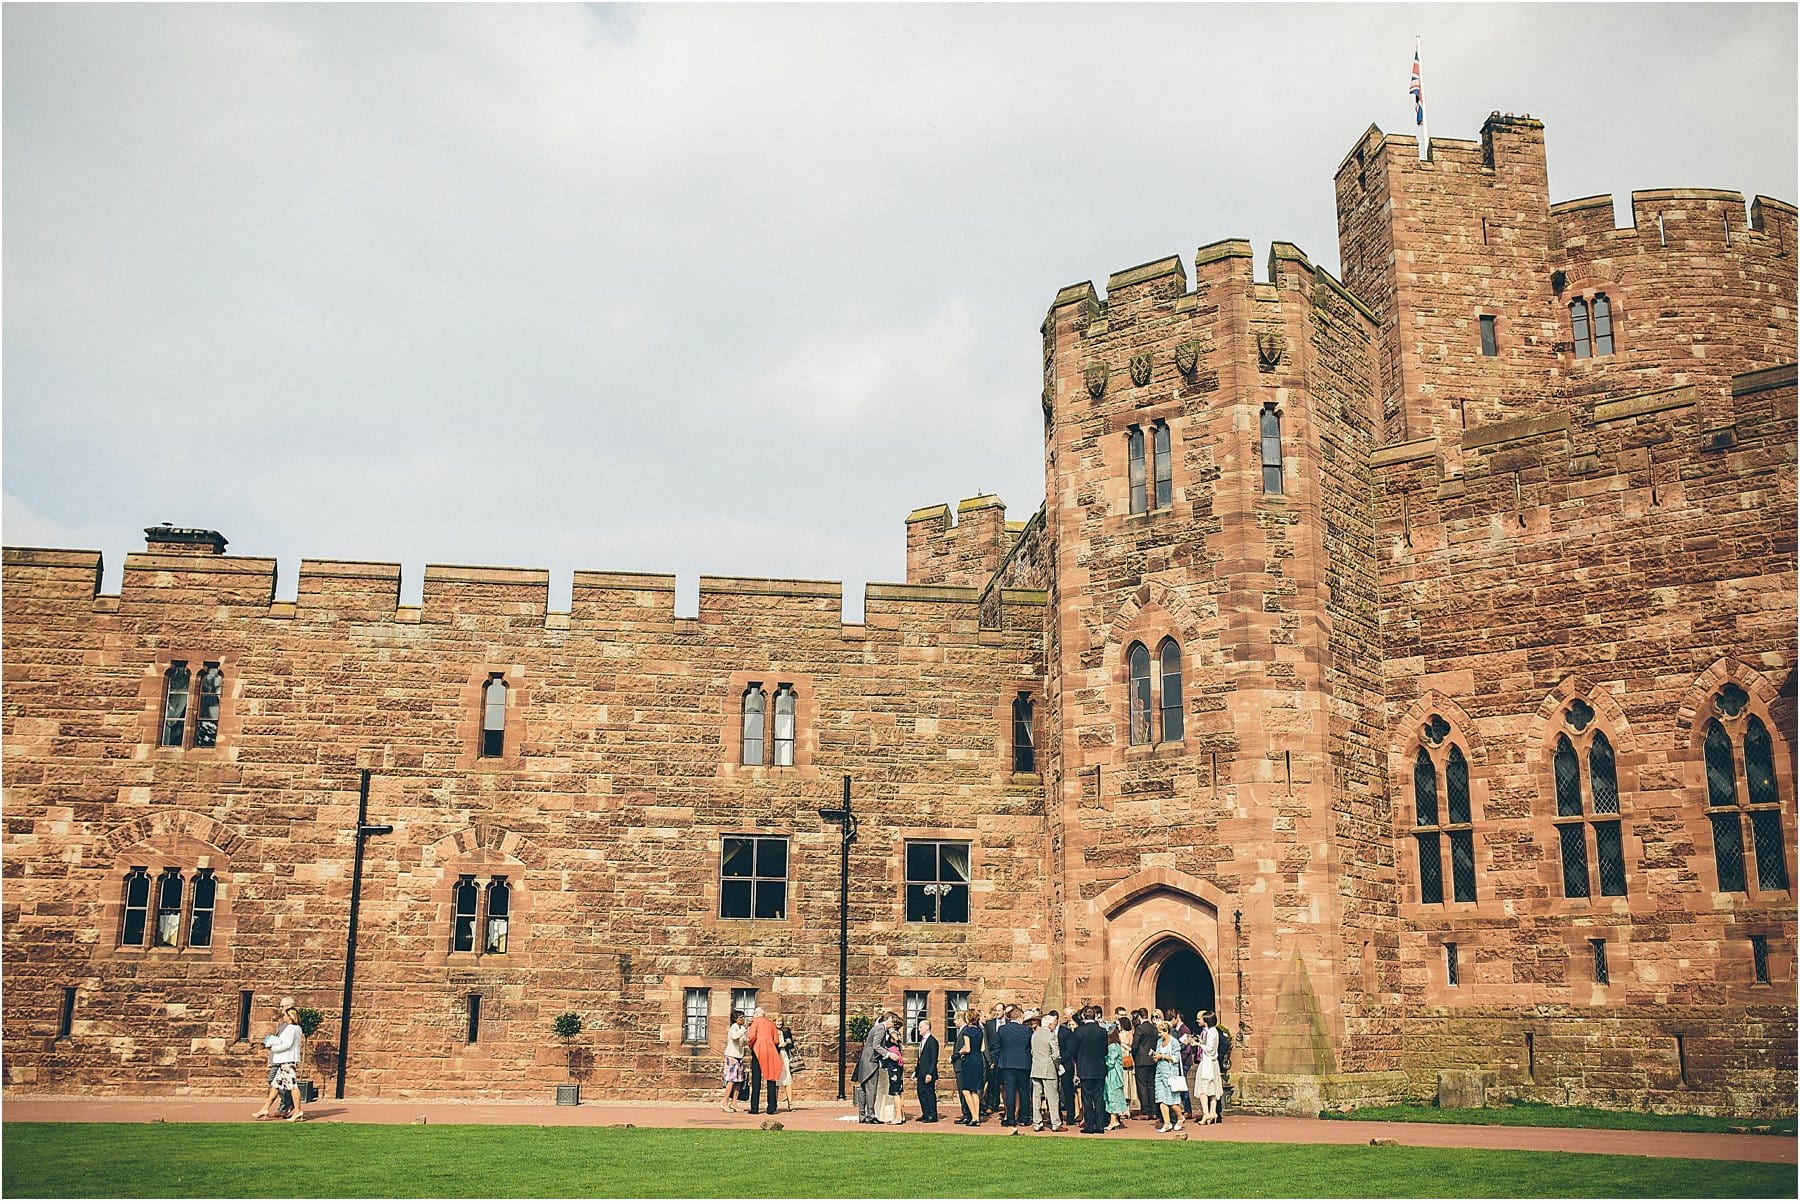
[0,541,1044,639]
[1551,188,1797,255]
[904,493,1019,589]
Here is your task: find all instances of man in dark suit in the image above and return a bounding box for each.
[913,1017,941,1121]
[1132,1009,1161,1119]
[1071,1006,1110,1133]
[981,1001,1005,1118]
[991,1005,1033,1127]
[1053,1009,1078,1130]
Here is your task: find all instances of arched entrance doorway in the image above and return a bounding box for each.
[1147,939,1215,1032]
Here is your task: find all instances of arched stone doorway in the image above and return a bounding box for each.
[1144,938,1216,1032]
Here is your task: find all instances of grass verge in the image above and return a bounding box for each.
[1318,1100,1797,1136]
[2,1122,1794,1199]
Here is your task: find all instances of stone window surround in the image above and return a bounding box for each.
[997,681,1042,779]
[140,653,238,755]
[1107,401,1184,522]
[1559,275,1627,362]
[1123,637,1185,750]
[456,666,529,770]
[1690,682,1793,899]
[96,833,235,964]
[661,976,764,1056]
[1406,715,1484,910]
[434,848,531,968]
[1529,685,1640,912]
[714,833,792,923]
[718,670,819,778]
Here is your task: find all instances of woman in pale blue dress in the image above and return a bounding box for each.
[1103,1026,1129,1130]
[1152,1020,1185,1131]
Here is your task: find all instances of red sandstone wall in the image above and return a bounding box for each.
[1,550,1046,1099]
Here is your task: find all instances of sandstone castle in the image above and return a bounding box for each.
[4,111,1795,1114]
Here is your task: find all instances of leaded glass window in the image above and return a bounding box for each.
[121,866,151,947]
[1153,421,1173,509]
[1744,717,1779,807]
[1704,720,1736,807]
[772,685,796,767]
[1416,833,1443,905]
[1591,295,1614,355]
[1158,640,1184,743]
[1414,747,1438,826]
[1411,721,1476,905]
[1703,693,1790,895]
[1554,734,1582,816]
[741,685,766,766]
[194,665,223,748]
[1127,643,1152,747]
[1446,746,1470,825]
[1751,936,1770,984]
[1751,811,1789,891]
[1570,299,1591,359]
[1450,829,1477,903]
[1594,822,1627,897]
[1128,426,1147,514]
[1012,693,1036,773]
[1711,812,1747,893]
[160,663,190,747]
[1260,406,1284,495]
[1559,823,1591,898]
[1589,732,1619,814]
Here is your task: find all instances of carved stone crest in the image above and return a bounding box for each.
[1173,339,1201,378]
[1256,331,1286,371]
[1129,353,1152,387]
[1083,362,1110,399]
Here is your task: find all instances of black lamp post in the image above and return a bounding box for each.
[818,775,856,1101]
[335,768,393,1100]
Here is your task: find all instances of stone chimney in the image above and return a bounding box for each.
[143,524,228,555]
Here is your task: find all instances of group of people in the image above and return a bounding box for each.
[720,1008,798,1115]
[249,997,308,1122]
[844,1002,1228,1133]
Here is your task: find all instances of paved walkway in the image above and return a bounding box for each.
[3,1094,1792,1165]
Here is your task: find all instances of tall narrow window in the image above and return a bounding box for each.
[1127,643,1152,746]
[1152,421,1173,509]
[1413,720,1476,905]
[904,990,929,1044]
[483,877,510,954]
[1550,706,1630,899]
[1702,694,1789,894]
[1591,295,1614,355]
[1127,426,1147,514]
[194,665,223,748]
[905,840,972,924]
[1260,406,1284,495]
[480,676,507,758]
[1012,693,1036,773]
[154,868,183,948]
[1590,939,1610,985]
[1570,299,1591,359]
[1479,315,1497,357]
[1750,936,1770,984]
[683,988,710,1044]
[1445,942,1459,987]
[467,992,482,1044]
[237,990,254,1043]
[720,836,788,920]
[188,869,217,949]
[1158,640,1184,743]
[59,987,76,1039]
[741,685,766,766]
[772,685,796,767]
[121,866,151,947]
[451,875,479,952]
[160,662,191,747]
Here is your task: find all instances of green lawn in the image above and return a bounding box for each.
[2,1123,1793,1199]
[1320,1100,1798,1136]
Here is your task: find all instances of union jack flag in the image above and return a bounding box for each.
[1409,47,1424,126]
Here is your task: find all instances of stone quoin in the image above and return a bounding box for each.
[4,110,1795,1114]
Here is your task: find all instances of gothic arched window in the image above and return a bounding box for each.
[1549,701,1628,899]
[741,684,766,766]
[1412,715,1476,904]
[480,676,507,758]
[1701,684,1789,894]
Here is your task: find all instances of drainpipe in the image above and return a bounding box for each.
[334,769,393,1099]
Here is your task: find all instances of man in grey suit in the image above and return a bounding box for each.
[1028,1011,1064,1131]
[853,1012,889,1123]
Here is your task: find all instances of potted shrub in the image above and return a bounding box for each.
[551,1012,584,1106]
[292,1006,324,1104]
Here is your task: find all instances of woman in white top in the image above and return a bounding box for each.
[722,1011,747,1112]
[252,1004,306,1122]
[1193,1010,1224,1124]
[775,1023,795,1112]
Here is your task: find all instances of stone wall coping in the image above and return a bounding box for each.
[1461,411,1570,452]
[699,576,841,599]
[1051,280,1099,309]
[905,504,952,524]
[571,571,677,592]
[1370,439,1440,469]
[298,559,403,580]
[956,494,1005,513]
[123,553,277,576]
[422,564,551,586]
[863,582,980,604]
[997,588,1047,607]
[1106,254,1186,293]
[1195,238,1254,266]
[3,547,103,569]
[1630,186,1748,205]
[1732,362,1798,396]
[1550,194,1614,215]
[1593,384,1698,424]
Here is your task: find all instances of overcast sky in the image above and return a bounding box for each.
[5,2,1795,615]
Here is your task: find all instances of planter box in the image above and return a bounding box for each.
[555,1084,580,1107]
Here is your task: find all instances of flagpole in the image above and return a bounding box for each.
[1414,37,1429,160]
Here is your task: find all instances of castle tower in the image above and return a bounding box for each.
[1038,239,1401,1110]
